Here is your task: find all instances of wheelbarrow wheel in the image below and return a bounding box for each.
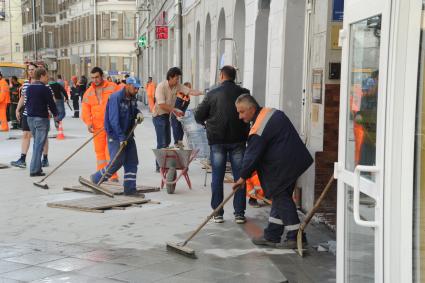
[166,167,177,194]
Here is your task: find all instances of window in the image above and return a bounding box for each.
[123,57,131,71]
[110,12,118,39]
[101,12,110,39]
[48,32,53,48]
[124,13,134,39]
[15,43,20,52]
[110,57,117,71]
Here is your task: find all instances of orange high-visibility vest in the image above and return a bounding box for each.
[249,108,276,136]
[246,172,265,200]
[0,79,10,104]
[81,80,119,129]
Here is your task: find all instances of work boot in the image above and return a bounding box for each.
[41,158,49,167]
[10,158,26,168]
[212,215,224,223]
[124,190,145,198]
[251,236,281,248]
[248,198,260,208]
[30,171,45,177]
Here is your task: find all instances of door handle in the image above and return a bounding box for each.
[353,165,379,228]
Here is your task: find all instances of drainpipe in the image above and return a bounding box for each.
[175,0,182,71]
[93,0,97,66]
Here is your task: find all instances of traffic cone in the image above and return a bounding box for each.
[56,121,65,140]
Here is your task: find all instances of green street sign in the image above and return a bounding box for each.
[138,35,147,48]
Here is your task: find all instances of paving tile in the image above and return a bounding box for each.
[135,259,194,277]
[0,266,59,282]
[155,276,213,283]
[0,278,25,283]
[32,272,125,283]
[107,254,165,267]
[77,262,137,277]
[0,260,29,274]
[74,249,131,262]
[37,257,97,272]
[109,268,171,283]
[40,244,97,257]
[215,273,287,283]
[4,252,66,265]
[176,266,240,281]
[0,248,33,259]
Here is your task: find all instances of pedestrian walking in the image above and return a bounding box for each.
[78,75,87,102]
[145,76,156,112]
[9,76,21,129]
[25,68,58,177]
[171,82,192,147]
[48,77,69,127]
[70,76,80,118]
[152,67,202,172]
[90,77,144,195]
[81,67,120,181]
[0,71,10,131]
[11,63,51,168]
[232,94,313,248]
[194,65,250,224]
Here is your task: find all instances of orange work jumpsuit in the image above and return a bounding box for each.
[81,80,120,180]
[145,81,156,112]
[0,78,10,131]
[246,172,267,201]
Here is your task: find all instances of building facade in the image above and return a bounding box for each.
[21,0,138,79]
[0,0,24,63]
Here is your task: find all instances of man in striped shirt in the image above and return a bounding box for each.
[10,63,52,168]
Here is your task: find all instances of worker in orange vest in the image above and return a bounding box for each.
[246,171,271,207]
[145,76,156,112]
[351,83,364,164]
[82,67,120,181]
[0,72,10,131]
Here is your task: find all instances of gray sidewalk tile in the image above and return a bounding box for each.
[77,262,137,278]
[0,278,25,283]
[32,272,126,283]
[74,249,129,262]
[0,260,29,274]
[4,252,67,265]
[216,273,287,283]
[0,266,60,282]
[0,248,33,259]
[37,257,97,272]
[176,266,240,281]
[107,254,165,268]
[109,268,173,283]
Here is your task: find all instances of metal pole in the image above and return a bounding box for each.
[93,0,97,66]
[8,0,13,62]
[147,4,150,77]
[174,0,182,70]
[136,0,140,78]
[31,0,37,61]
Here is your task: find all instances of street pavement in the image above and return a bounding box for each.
[0,106,335,283]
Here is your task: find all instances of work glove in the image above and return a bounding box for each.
[136,112,144,124]
[120,140,127,148]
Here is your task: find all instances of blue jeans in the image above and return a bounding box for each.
[55,100,65,121]
[153,114,171,170]
[210,143,246,216]
[91,137,138,194]
[27,117,50,174]
[171,97,190,144]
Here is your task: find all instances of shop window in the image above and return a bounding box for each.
[414,2,425,282]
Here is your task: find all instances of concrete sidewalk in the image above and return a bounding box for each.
[0,108,335,283]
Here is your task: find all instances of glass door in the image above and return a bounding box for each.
[335,1,390,282]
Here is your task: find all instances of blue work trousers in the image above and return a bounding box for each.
[171,97,189,144]
[55,99,66,121]
[264,182,301,242]
[27,117,50,174]
[210,143,246,216]
[153,114,171,170]
[91,137,138,194]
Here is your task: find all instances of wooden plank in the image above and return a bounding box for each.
[79,176,114,197]
[47,195,151,211]
[47,203,104,213]
[64,184,160,195]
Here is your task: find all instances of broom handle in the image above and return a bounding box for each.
[182,185,242,246]
[38,128,104,183]
[299,176,335,231]
[97,123,138,185]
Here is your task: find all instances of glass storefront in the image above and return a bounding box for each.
[414,2,425,282]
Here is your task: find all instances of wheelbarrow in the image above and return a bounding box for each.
[152,148,199,194]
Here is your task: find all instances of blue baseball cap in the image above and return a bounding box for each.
[126,77,141,88]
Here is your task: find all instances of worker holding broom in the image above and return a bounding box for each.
[233,94,313,249]
[89,77,144,196]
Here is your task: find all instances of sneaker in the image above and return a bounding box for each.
[248,198,260,208]
[251,236,281,248]
[30,171,46,177]
[41,158,49,167]
[10,159,26,168]
[234,214,246,224]
[212,215,224,223]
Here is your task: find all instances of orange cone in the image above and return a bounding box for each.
[56,121,65,140]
